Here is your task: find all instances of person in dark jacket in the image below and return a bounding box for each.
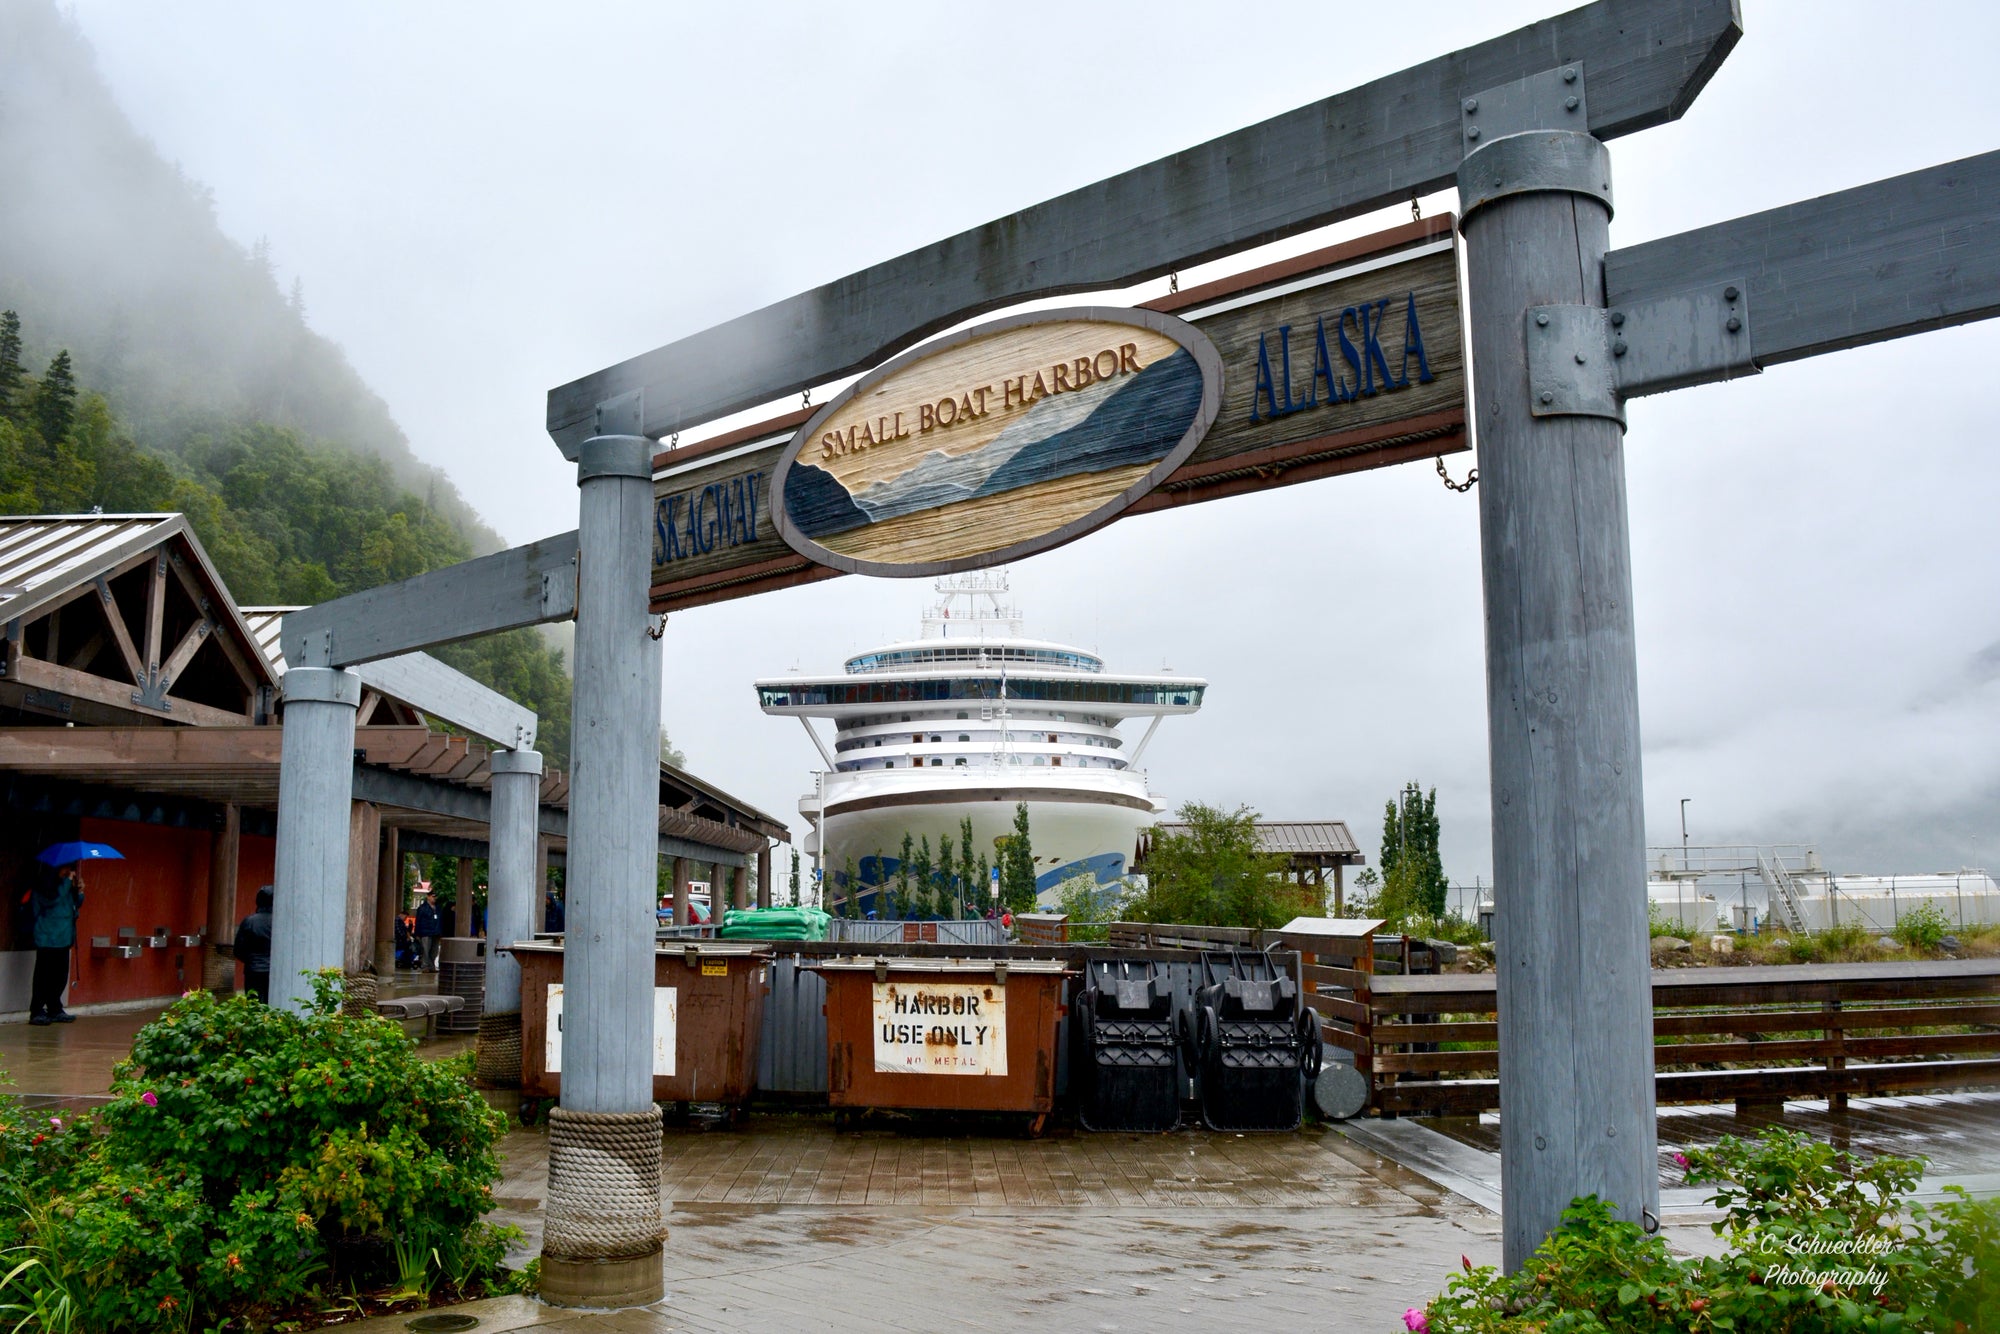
[544,890,565,934]
[232,885,275,1004]
[414,893,443,971]
[27,864,85,1025]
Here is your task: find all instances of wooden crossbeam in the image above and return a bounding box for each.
[92,576,144,685]
[546,0,1739,449]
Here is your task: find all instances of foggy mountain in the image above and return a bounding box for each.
[0,0,500,554]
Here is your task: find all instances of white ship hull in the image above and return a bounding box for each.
[807,768,1159,908]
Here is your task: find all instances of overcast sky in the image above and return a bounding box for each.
[61,1,2000,882]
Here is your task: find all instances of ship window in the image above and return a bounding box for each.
[954,758,966,766]
[1051,757,1061,766]
[912,735,922,744]
[957,734,969,742]
[930,758,942,767]
[929,734,940,743]
[956,711,967,719]
[1033,757,1047,766]
[873,740,881,747]
[1047,734,1058,743]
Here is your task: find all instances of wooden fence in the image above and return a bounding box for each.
[1295,950,2000,1117]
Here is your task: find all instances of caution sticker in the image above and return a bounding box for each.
[701,960,728,976]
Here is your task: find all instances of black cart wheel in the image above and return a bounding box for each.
[517,1096,543,1127]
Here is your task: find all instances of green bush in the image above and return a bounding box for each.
[1421,1128,2000,1332]
[1892,902,1952,953]
[0,972,514,1331]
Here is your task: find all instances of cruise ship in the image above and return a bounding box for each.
[754,573,1205,909]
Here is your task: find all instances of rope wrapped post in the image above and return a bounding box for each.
[539,1105,666,1307]
[539,433,667,1307]
[474,1009,523,1087]
[339,971,378,1019]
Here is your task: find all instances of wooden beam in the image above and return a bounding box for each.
[352,652,536,750]
[203,802,241,993]
[157,617,213,692]
[346,802,381,975]
[92,576,144,684]
[283,532,580,670]
[6,655,250,728]
[1605,150,2000,382]
[143,555,167,679]
[546,0,1739,450]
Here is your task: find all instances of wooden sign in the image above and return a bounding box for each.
[649,216,1465,610]
[773,309,1220,576]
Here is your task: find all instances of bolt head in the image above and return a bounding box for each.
[1726,315,1742,333]
[1724,284,1740,301]
[1464,98,1478,112]
[1574,353,1586,365]
[1563,66,1577,83]
[1539,391,1555,405]
[1565,96,1579,112]
[1613,339,1627,356]
[1466,126,1480,140]
[1535,312,1550,327]
[1610,311,1625,327]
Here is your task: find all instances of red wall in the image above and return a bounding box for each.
[65,818,273,1007]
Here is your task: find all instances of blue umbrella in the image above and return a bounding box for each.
[35,841,124,867]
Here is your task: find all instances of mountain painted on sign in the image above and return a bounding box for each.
[785,348,1203,541]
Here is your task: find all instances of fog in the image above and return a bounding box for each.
[46,0,2000,881]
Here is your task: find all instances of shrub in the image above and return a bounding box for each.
[0,971,513,1331]
[1422,1128,2000,1331]
[1893,901,1951,953]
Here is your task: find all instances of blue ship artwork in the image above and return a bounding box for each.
[774,310,1220,575]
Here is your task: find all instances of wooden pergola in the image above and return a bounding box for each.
[1135,819,1364,913]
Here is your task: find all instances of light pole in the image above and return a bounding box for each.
[1680,798,1691,872]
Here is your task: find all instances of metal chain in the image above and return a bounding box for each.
[668,432,679,450]
[1168,272,1179,294]
[1411,195,1422,222]
[801,388,811,409]
[1437,454,1477,492]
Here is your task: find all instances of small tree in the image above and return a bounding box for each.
[958,818,978,919]
[977,852,992,910]
[912,837,935,917]
[1126,802,1291,929]
[938,832,957,917]
[0,310,23,419]
[999,801,1038,913]
[1379,782,1448,918]
[841,855,859,917]
[898,832,915,916]
[788,848,801,907]
[32,349,78,443]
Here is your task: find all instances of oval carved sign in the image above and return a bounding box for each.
[772,307,1221,577]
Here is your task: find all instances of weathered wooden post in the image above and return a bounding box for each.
[477,747,543,1086]
[373,829,400,981]
[269,666,361,1012]
[756,842,772,910]
[1457,123,1659,1266]
[539,432,667,1308]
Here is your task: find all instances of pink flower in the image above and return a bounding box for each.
[48,1117,61,1131]
[1403,1308,1429,1333]
[140,1091,159,1107]
[1673,1151,1690,1169]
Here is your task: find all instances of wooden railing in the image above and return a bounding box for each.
[1334,958,2000,1117]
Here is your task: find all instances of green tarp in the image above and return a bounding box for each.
[720,906,831,941]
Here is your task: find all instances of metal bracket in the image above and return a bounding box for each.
[1461,64,1588,152]
[595,390,644,439]
[1460,130,1613,221]
[1527,282,1756,425]
[1526,305,1623,425]
[1609,280,1756,398]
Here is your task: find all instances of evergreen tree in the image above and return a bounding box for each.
[0,311,22,419]
[977,852,992,910]
[999,802,1038,913]
[873,847,894,918]
[841,855,859,918]
[32,350,78,443]
[1378,783,1447,918]
[958,818,978,919]
[912,837,935,917]
[938,833,957,915]
[897,832,914,918]
[788,848,801,907]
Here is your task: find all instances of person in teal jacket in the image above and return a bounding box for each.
[28,864,84,1025]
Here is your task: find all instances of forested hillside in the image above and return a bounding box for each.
[0,3,574,761]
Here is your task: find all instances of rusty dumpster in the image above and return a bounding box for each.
[515,940,771,1121]
[810,957,1071,1131]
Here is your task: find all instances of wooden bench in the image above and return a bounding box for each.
[375,993,465,1036]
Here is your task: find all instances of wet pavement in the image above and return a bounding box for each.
[21,1003,1995,1330]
